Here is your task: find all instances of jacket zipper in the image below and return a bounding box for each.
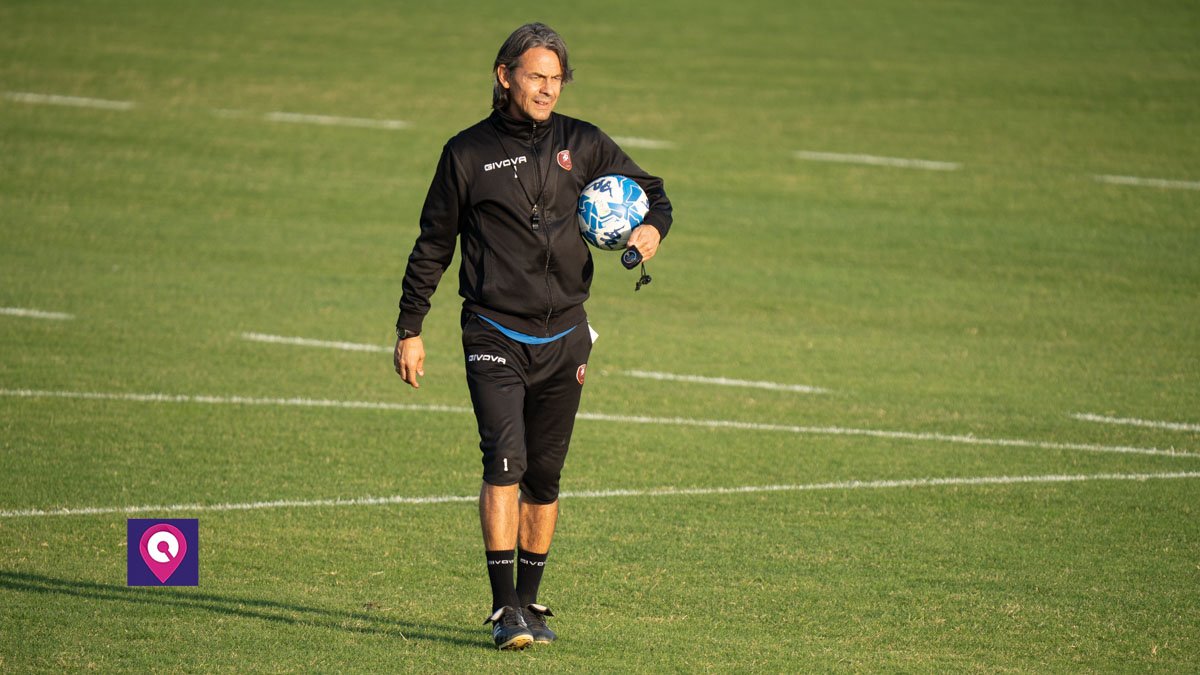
[531,121,554,333]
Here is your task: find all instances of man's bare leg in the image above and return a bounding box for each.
[516,495,559,642]
[479,483,559,553]
[518,497,558,554]
[480,482,523,619]
[480,482,534,648]
[480,482,520,551]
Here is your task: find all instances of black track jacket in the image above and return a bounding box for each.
[396,108,672,338]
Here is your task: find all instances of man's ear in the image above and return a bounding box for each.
[497,65,512,90]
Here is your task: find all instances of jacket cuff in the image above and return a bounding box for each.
[396,313,425,336]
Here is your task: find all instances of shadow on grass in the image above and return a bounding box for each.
[0,570,483,648]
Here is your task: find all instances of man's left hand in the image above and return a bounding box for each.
[627,226,662,261]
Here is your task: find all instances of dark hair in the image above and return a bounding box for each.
[492,23,574,111]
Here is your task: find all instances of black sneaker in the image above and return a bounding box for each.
[484,606,532,650]
[522,604,557,644]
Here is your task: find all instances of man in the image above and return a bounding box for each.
[393,22,672,650]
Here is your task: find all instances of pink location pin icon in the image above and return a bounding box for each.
[139,523,188,583]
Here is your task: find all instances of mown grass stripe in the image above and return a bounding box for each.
[3,471,1197,518]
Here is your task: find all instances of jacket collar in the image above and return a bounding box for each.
[490,107,554,144]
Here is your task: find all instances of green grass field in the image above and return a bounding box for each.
[2,0,1198,670]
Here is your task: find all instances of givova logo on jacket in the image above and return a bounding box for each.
[483,155,527,172]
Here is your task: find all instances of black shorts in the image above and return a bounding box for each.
[461,312,593,504]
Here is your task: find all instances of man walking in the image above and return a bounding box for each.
[394,22,672,649]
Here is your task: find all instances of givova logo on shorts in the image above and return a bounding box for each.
[468,354,507,365]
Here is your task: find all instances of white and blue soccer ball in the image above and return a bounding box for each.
[576,175,649,251]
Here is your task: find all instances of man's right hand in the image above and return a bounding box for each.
[394,335,426,389]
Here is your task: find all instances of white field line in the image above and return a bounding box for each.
[0,388,470,415]
[621,369,828,394]
[3,91,134,111]
[263,111,410,130]
[211,108,254,119]
[3,471,1198,518]
[795,150,962,171]
[238,334,826,393]
[576,410,1197,458]
[1093,174,1200,191]
[2,388,1196,459]
[1072,412,1200,433]
[0,307,74,320]
[240,332,390,353]
[610,136,676,150]
[213,109,410,130]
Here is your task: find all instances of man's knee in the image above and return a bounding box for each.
[519,466,562,504]
[481,447,526,487]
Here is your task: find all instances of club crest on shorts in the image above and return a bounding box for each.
[557,149,572,171]
[576,363,587,385]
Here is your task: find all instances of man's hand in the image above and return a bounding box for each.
[627,225,662,261]
[394,335,426,389]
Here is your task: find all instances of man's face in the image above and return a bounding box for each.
[498,46,563,123]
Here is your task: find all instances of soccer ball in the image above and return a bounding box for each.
[576,175,649,250]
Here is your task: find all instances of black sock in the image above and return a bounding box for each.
[516,549,548,607]
[485,550,519,612]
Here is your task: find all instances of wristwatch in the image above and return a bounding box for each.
[397,328,420,340]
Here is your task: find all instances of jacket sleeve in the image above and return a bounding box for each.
[590,130,673,240]
[396,144,467,335]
